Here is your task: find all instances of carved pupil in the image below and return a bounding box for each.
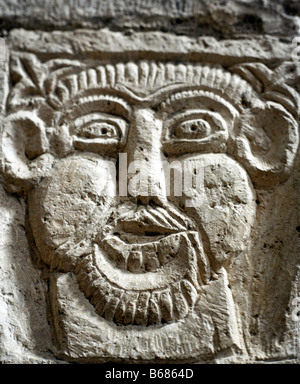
[173,119,211,139]
[78,122,118,139]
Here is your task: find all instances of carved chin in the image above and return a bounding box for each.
[75,231,206,326]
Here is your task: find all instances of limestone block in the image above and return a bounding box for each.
[0,20,299,363]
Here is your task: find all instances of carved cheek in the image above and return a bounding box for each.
[168,153,257,270]
[28,154,116,271]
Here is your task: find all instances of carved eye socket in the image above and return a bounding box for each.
[173,119,211,140]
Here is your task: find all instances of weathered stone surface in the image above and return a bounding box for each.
[0,1,299,364]
[0,0,299,38]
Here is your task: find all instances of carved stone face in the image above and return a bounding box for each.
[23,62,258,326]
[2,54,298,360]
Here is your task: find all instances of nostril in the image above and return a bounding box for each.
[136,196,150,206]
[128,195,166,207]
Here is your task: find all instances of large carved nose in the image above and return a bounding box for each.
[120,108,167,204]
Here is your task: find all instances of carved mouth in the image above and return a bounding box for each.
[75,230,210,326]
[74,204,210,326]
[115,231,166,244]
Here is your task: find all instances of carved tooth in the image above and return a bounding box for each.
[104,297,119,322]
[74,256,92,275]
[124,302,136,325]
[135,292,150,326]
[144,254,160,272]
[115,253,128,270]
[157,234,181,266]
[181,279,198,307]
[74,260,85,275]
[76,271,90,286]
[79,260,95,277]
[148,294,161,325]
[102,238,127,269]
[90,288,104,306]
[104,289,122,322]
[160,290,173,323]
[95,295,109,316]
[172,283,189,320]
[127,251,143,273]
[114,299,126,325]
[90,280,110,306]
[76,261,93,284]
[84,280,99,298]
[123,293,138,325]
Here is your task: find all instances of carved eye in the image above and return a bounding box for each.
[163,110,228,156]
[77,121,119,139]
[71,114,128,156]
[173,119,211,139]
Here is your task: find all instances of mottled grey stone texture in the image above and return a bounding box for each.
[0,0,299,364]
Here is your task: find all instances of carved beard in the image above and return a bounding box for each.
[75,202,209,326]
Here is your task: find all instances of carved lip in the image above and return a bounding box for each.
[111,230,174,244]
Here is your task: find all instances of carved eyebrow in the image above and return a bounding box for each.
[157,89,239,120]
[69,94,132,121]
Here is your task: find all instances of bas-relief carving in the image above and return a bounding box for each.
[1,37,299,362]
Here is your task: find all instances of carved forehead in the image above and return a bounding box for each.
[48,61,255,109]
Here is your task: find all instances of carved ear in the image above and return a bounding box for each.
[1,111,54,193]
[234,101,299,188]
